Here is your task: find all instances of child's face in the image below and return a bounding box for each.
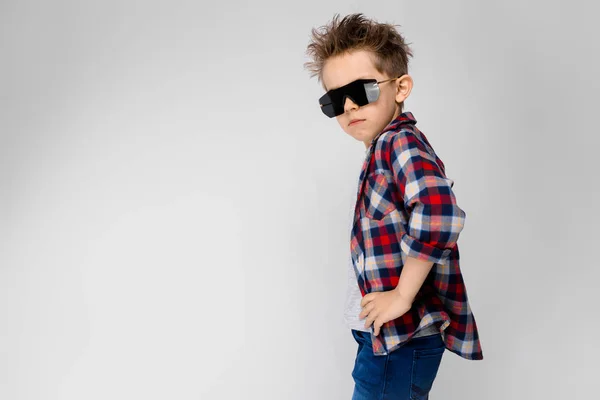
[321,50,412,148]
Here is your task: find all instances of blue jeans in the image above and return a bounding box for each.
[351,329,445,400]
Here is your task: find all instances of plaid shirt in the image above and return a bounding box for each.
[350,111,483,360]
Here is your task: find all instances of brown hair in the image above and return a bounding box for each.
[304,13,414,112]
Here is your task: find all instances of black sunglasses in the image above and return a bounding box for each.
[318,76,401,118]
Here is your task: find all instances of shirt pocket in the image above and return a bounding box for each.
[363,171,397,220]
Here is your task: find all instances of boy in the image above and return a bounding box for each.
[304,13,483,399]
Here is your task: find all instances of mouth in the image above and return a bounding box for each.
[349,119,365,126]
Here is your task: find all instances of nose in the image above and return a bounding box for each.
[343,96,359,113]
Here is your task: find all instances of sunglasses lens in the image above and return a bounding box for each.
[321,103,336,118]
[363,82,380,103]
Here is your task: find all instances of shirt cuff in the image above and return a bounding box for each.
[400,233,454,266]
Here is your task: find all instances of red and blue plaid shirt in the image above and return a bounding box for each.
[350,111,483,360]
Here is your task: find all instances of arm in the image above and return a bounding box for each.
[394,256,434,303]
[389,130,466,299]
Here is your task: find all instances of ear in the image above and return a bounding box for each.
[394,74,413,103]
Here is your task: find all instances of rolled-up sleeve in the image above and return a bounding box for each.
[389,130,466,266]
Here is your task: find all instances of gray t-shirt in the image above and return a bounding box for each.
[343,148,439,339]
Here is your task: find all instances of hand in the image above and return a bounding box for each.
[359,289,413,336]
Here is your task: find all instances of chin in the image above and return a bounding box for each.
[355,134,371,143]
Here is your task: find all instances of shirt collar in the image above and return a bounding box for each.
[369,111,417,146]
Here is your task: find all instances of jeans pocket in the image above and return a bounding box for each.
[409,345,445,399]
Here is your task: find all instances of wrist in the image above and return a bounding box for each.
[395,287,415,305]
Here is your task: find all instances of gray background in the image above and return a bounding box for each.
[1,0,598,399]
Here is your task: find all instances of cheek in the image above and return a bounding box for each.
[372,97,397,119]
[335,117,346,130]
